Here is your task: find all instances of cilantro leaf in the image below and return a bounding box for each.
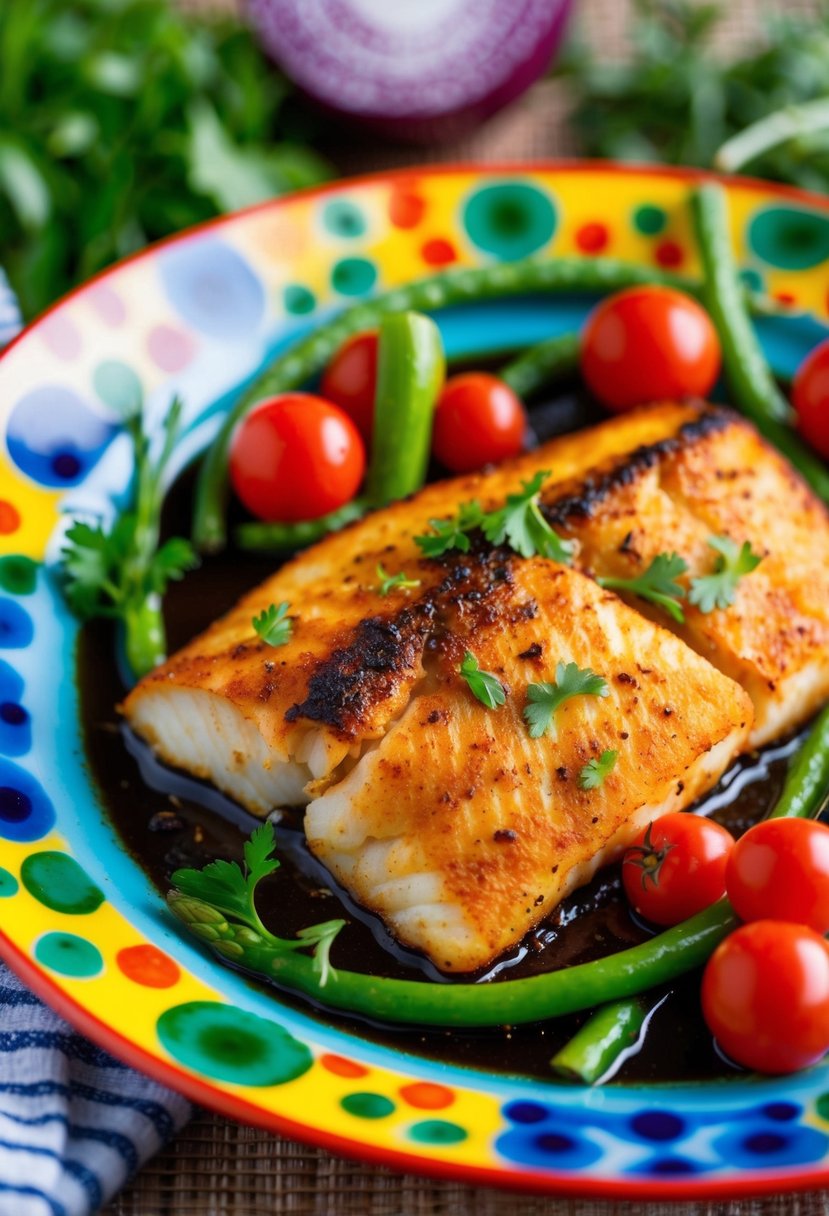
[688,536,763,614]
[459,650,506,710]
[578,749,618,790]
[171,821,279,934]
[147,536,199,595]
[598,552,689,623]
[480,471,575,563]
[375,564,422,596]
[252,601,293,647]
[523,662,610,739]
[414,500,484,557]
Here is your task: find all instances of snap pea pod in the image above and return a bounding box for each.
[192,258,705,552]
[366,312,445,507]
[549,997,650,1085]
[500,332,581,400]
[235,499,367,554]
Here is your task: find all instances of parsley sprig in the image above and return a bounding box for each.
[414,473,574,563]
[60,396,197,681]
[578,749,618,790]
[169,822,344,987]
[459,651,506,710]
[376,564,422,596]
[252,602,293,647]
[598,552,689,623]
[688,535,763,613]
[523,662,610,739]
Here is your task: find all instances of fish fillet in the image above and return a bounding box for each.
[122,399,829,970]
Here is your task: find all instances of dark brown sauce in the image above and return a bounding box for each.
[77,380,798,1086]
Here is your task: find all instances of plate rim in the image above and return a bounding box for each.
[3,158,829,1200]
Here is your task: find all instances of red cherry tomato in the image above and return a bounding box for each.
[431,373,527,473]
[320,331,378,443]
[621,812,734,926]
[792,338,829,460]
[726,817,829,934]
[701,920,829,1074]
[581,286,721,412]
[229,393,365,522]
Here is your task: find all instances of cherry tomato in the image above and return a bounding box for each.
[581,286,721,412]
[792,338,829,460]
[431,373,526,473]
[320,331,378,443]
[726,817,829,934]
[621,812,734,926]
[229,393,365,522]
[701,920,829,1074]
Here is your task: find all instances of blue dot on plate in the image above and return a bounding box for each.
[630,1111,686,1143]
[0,601,33,651]
[634,1156,702,1177]
[503,1101,548,1125]
[0,760,55,842]
[762,1102,800,1122]
[712,1123,829,1169]
[0,661,30,756]
[6,387,117,488]
[495,1125,603,1171]
[159,239,265,339]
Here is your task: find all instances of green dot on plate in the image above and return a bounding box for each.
[21,851,104,915]
[0,866,18,897]
[283,284,316,315]
[157,1001,312,1087]
[409,1118,468,1145]
[331,257,377,297]
[92,359,143,418]
[463,182,557,261]
[817,1093,829,1121]
[739,266,765,292]
[35,932,103,978]
[0,557,37,596]
[748,205,829,270]
[340,1092,395,1119]
[633,204,667,236]
[323,199,367,239]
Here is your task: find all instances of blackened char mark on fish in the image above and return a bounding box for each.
[285,609,430,734]
[540,404,734,526]
[285,547,517,734]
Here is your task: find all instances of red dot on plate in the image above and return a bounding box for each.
[399,1081,455,1110]
[116,944,180,988]
[654,239,684,268]
[575,222,609,254]
[421,238,457,266]
[775,291,797,306]
[0,502,21,535]
[320,1053,369,1079]
[389,188,426,230]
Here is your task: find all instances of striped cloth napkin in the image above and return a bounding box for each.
[0,270,192,1215]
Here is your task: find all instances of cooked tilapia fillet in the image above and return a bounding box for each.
[122,399,829,969]
[545,407,829,745]
[305,560,751,970]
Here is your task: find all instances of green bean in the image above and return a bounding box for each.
[235,499,367,554]
[192,258,704,552]
[366,312,445,507]
[690,183,792,429]
[500,332,581,399]
[769,704,829,820]
[170,893,735,1028]
[549,997,650,1084]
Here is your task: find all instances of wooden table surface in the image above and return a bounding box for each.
[105,0,828,1211]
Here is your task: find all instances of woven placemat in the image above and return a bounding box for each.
[104,0,826,1211]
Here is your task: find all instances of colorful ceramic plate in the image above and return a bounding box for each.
[2,163,829,1199]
